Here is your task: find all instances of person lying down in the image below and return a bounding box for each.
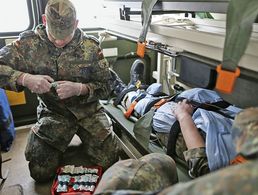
[115,83,242,178]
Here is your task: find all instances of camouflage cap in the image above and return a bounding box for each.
[45,0,76,40]
[231,107,258,157]
[94,153,178,194]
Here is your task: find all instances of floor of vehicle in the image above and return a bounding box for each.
[1,126,93,195]
[1,121,191,195]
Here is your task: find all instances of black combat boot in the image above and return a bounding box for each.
[112,59,145,106]
[108,68,127,96]
[128,59,145,88]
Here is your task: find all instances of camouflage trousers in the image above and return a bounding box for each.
[156,132,187,161]
[25,108,119,182]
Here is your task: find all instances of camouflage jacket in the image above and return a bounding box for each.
[0,25,111,119]
[174,132,209,178]
[96,159,258,195]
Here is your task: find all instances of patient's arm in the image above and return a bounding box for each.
[174,99,205,149]
[174,99,209,178]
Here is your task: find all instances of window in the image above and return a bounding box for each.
[71,0,103,29]
[0,0,30,33]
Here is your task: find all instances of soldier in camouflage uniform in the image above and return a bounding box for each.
[94,107,258,195]
[0,0,119,182]
[94,153,178,194]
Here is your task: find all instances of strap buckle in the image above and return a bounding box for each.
[136,41,146,58]
[215,64,240,94]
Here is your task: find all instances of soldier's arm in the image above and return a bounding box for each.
[0,40,27,91]
[0,35,54,94]
[183,147,210,178]
[79,40,111,101]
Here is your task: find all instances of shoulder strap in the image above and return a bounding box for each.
[175,97,234,119]
[143,94,178,115]
[124,93,146,118]
[166,121,181,159]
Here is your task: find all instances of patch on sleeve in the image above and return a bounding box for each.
[97,49,104,59]
[14,40,21,47]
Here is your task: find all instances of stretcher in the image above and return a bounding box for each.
[100,99,191,182]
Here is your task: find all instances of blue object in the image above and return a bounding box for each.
[0,88,15,151]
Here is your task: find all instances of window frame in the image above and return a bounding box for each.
[0,0,40,37]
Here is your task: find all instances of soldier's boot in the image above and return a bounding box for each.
[109,68,127,96]
[128,59,145,88]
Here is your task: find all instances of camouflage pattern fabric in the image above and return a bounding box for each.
[0,24,119,182]
[25,131,62,182]
[45,0,76,39]
[25,106,119,182]
[93,158,258,195]
[0,25,111,118]
[158,160,258,195]
[183,147,209,178]
[94,153,178,194]
[231,107,258,157]
[156,132,209,178]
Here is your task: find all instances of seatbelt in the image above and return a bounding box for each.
[124,93,146,118]
[125,95,169,119]
[137,0,158,58]
[216,0,258,93]
[176,97,234,119]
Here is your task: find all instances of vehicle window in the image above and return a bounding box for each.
[71,0,103,29]
[0,0,30,33]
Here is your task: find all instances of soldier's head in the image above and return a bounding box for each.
[94,153,178,194]
[232,107,258,158]
[42,0,78,48]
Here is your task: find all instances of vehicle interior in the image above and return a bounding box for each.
[0,0,258,194]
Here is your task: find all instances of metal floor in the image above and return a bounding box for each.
[1,126,93,195]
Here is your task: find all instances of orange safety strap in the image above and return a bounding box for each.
[230,154,248,165]
[215,64,240,94]
[124,100,138,119]
[136,41,146,58]
[124,97,170,119]
[153,98,169,109]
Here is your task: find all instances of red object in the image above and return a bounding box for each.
[51,165,102,195]
[137,41,146,58]
[216,64,240,94]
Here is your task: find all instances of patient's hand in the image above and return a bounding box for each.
[174,99,194,121]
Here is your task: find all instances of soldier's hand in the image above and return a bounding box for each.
[21,73,54,94]
[56,81,83,99]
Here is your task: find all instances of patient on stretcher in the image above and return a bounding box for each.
[109,59,242,178]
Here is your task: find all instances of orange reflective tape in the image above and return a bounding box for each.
[215,64,240,94]
[154,98,168,109]
[136,42,146,58]
[230,155,247,165]
[124,101,137,118]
